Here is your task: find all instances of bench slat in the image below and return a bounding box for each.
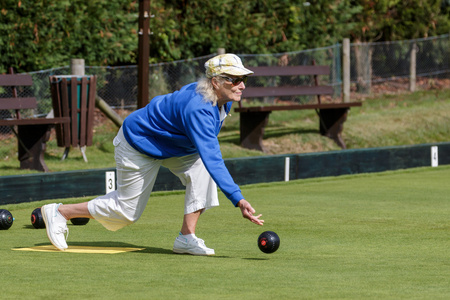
[0,117,70,126]
[235,102,362,113]
[243,85,333,98]
[0,97,37,110]
[249,66,330,76]
[0,74,33,86]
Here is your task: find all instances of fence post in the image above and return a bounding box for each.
[343,38,350,102]
[70,59,85,76]
[409,43,417,92]
[137,0,151,109]
[217,48,226,55]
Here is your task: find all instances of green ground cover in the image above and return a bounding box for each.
[1,166,449,299]
[0,89,449,176]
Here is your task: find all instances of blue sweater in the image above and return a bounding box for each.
[122,82,243,206]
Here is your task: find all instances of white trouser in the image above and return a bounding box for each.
[87,127,219,231]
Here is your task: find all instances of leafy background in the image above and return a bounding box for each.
[1,0,449,73]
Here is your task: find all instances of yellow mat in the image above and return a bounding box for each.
[12,245,145,254]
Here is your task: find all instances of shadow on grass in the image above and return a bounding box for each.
[264,127,318,139]
[218,134,240,144]
[218,127,318,144]
[32,241,174,255]
[0,165,22,172]
[29,241,262,259]
[23,223,100,230]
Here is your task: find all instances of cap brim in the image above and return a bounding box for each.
[221,66,254,76]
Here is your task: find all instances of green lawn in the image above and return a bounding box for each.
[1,166,449,299]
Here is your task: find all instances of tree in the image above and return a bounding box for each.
[0,0,138,73]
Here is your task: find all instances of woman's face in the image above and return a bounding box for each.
[213,75,247,106]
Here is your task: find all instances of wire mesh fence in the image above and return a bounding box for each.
[1,34,448,138]
[351,34,449,93]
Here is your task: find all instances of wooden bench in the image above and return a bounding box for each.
[0,70,70,172]
[234,65,362,151]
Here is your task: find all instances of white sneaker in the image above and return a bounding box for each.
[173,234,215,256]
[41,203,69,251]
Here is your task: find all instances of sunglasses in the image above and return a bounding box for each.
[219,75,248,86]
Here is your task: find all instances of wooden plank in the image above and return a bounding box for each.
[0,74,33,86]
[79,77,88,147]
[235,102,362,113]
[70,77,78,147]
[86,76,96,146]
[249,66,330,76]
[0,117,70,126]
[243,85,334,98]
[60,79,71,147]
[59,77,72,147]
[0,97,37,110]
[49,76,65,146]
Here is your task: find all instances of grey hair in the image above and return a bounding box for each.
[196,76,225,107]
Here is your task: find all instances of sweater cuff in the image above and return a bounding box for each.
[228,190,244,207]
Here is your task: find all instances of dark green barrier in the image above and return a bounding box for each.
[0,142,448,205]
[0,167,183,205]
[292,143,450,180]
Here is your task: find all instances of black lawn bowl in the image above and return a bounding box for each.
[70,218,90,225]
[0,209,14,230]
[31,208,46,229]
[257,231,280,254]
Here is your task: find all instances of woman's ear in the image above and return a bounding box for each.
[211,77,220,90]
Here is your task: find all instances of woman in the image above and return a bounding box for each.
[41,53,264,256]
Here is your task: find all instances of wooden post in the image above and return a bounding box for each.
[137,0,151,109]
[409,43,417,92]
[95,95,123,128]
[70,59,85,76]
[217,48,226,55]
[354,42,372,94]
[342,38,350,103]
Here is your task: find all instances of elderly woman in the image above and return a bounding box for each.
[41,53,264,256]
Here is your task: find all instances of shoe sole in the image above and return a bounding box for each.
[173,249,215,256]
[41,205,66,251]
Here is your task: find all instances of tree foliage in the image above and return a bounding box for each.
[348,0,449,42]
[0,0,138,73]
[0,0,448,73]
[148,0,362,62]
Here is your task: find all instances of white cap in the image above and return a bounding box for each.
[205,54,254,78]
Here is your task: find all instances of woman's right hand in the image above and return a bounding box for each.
[237,199,264,226]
